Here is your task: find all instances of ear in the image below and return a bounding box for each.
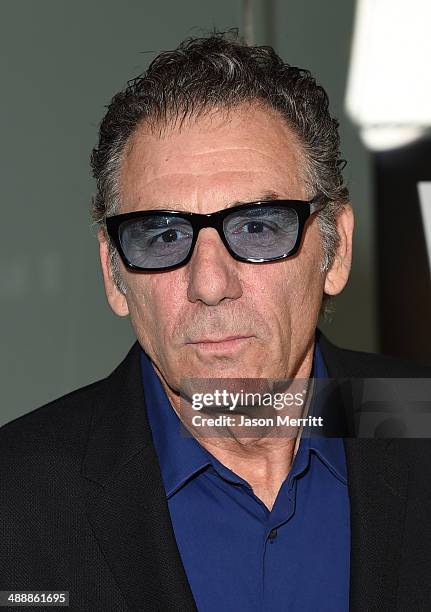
[324,203,354,296]
[97,227,129,317]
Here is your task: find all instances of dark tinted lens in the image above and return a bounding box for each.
[223,205,299,259]
[119,215,193,269]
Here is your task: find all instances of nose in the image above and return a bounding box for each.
[187,228,243,306]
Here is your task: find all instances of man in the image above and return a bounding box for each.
[1,31,431,612]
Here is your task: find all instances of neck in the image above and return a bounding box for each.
[159,339,316,510]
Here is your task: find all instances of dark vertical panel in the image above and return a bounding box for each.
[375,138,431,362]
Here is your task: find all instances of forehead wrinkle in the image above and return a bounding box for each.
[185,144,292,157]
[125,170,303,206]
[125,121,304,163]
[128,147,295,175]
[124,150,303,188]
[133,168,292,183]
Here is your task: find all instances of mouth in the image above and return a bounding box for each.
[187,336,253,352]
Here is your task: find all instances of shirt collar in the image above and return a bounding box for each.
[306,340,347,484]
[140,350,212,498]
[141,335,347,498]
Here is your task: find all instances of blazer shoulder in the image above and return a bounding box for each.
[317,329,431,378]
[0,376,110,463]
[337,346,431,377]
[0,341,141,462]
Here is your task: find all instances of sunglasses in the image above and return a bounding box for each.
[105,199,325,272]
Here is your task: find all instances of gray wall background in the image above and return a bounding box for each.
[0,0,375,427]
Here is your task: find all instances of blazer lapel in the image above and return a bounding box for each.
[81,342,198,612]
[319,330,409,611]
[344,439,408,612]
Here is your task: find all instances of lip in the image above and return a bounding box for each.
[188,336,253,351]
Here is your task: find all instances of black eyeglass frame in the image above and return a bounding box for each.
[105,198,325,272]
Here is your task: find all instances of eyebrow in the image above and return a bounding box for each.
[130,191,286,213]
[228,191,282,207]
[146,191,283,213]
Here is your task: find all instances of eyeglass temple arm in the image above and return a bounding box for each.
[310,198,328,214]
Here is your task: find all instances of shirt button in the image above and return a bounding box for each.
[268,528,278,543]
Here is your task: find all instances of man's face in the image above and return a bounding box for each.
[99,104,353,392]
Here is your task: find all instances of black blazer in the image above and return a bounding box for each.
[1,331,431,612]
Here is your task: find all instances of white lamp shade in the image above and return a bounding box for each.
[346,0,431,150]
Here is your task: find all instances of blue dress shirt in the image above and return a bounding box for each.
[141,339,350,611]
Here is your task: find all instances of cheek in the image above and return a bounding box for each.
[286,230,325,315]
[125,274,183,347]
[261,230,323,312]
[253,269,299,330]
